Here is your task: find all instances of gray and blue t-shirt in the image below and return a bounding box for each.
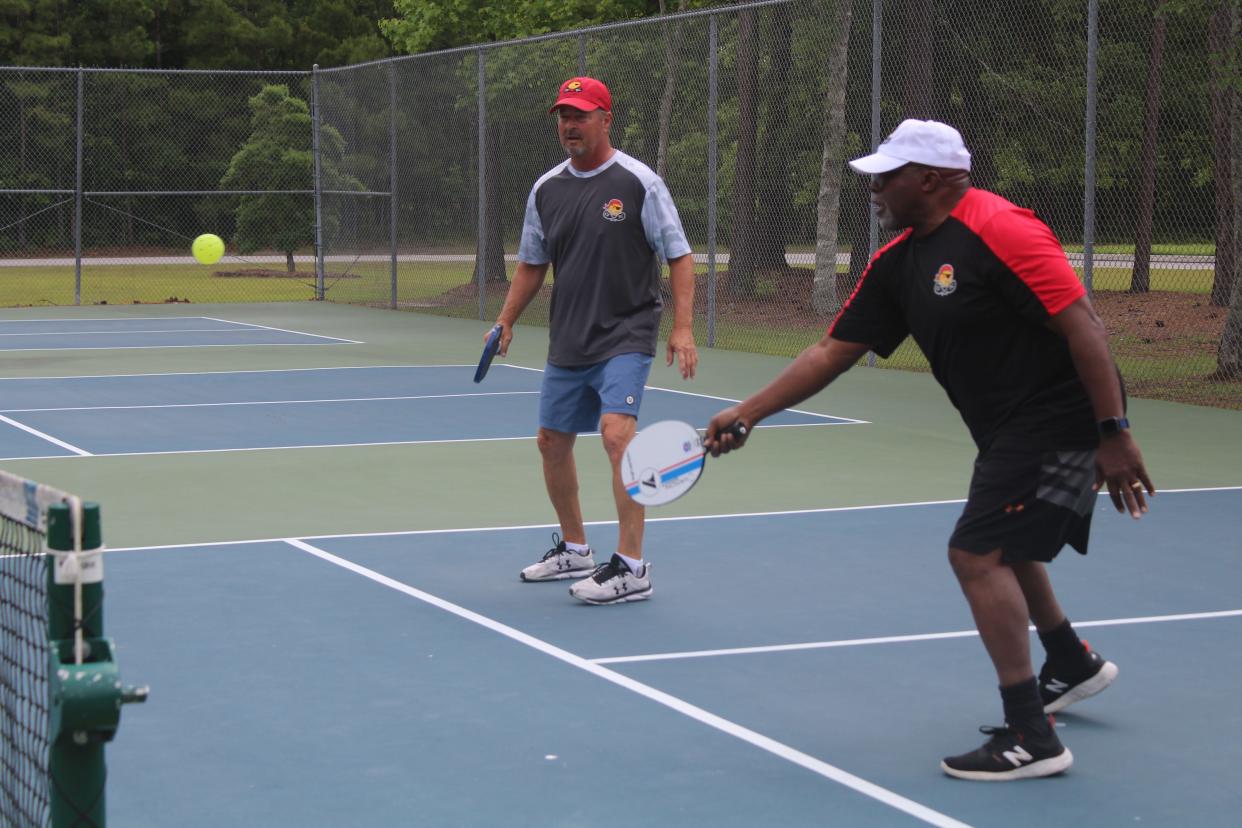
[517,150,691,367]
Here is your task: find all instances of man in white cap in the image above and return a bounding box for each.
[704,119,1153,780]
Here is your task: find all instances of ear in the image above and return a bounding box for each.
[919,167,945,193]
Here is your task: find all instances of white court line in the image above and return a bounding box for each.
[645,383,870,424]
[101,486,1242,554]
[0,414,92,456]
[0,342,360,352]
[0,364,481,381]
[285,537,973,828]
[0,434,540,462]
[198,316,363,344]
[0,315,213,323]
[1,390,540,414]
[0,419,885,460]
[591,609,1242,665]
[0,315,359,344]
[0,328,295,337]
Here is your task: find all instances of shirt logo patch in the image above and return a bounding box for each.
[602,198,626,222]
[932,263,957,296]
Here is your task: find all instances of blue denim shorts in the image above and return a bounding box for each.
[539,352,653,434]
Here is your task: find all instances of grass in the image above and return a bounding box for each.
[0,261,472,307]
[1078,267,1214,294]
[2,259,1235,409]
[1063,243,1215,256]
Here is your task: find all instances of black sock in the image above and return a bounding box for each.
[1000,677,1051,737]
[1038,618,1088,674]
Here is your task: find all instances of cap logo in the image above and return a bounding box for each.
[932,264,957,296]
[565,81,582,93]
[602,198,626,222]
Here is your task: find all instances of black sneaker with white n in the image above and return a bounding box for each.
[941,724,1073,781]
[1039,644,1119,714]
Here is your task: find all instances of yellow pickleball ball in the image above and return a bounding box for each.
[192,233,224,265]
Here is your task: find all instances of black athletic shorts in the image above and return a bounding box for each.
[950,441,1097,563]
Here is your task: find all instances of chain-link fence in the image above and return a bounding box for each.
[1,0,1239,409]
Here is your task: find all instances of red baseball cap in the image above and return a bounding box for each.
[549,77,612,114]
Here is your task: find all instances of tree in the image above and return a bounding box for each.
[220,84,361,271]
[811,0,854,315]
[379,0,680,53]
[1131,0,1168,294]
[654,0,690,180]
[1216,0,1241,379]
[726,2,759,294]
[1208,0,1236,307]
[379,0,718,286]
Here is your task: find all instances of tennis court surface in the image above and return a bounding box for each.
[3,302,1240,827]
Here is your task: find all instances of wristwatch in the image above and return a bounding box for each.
[1097,416,1130,437]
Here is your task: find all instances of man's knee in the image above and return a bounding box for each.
[948,546,1004,583]
[537,427,575,459]
[598,414,636,462]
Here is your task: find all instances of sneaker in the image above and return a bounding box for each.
[1039,643,1119,714]
[519,533,595,582]
[569,554,652,605]
[941,723,1073,781]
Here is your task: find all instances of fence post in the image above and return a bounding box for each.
[389,60,399,310]
[706,14,718,348]
[74,67,84,306]
[579,34,587,75]
[1082,0,1099,295]
[867,0,882,367]
[477,48,487,322]
[311,63,325,300]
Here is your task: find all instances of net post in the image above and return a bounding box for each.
[45,501,147,828]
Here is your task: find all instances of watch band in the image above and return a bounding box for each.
[1097,416,1130,436]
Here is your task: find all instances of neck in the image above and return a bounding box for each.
[912,184,970,237]
[569,145,615,172]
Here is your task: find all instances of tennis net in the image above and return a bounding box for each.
[1,470,78,828]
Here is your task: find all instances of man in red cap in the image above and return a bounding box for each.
[489,77,697,605]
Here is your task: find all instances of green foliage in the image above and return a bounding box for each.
[220,84,362,263]
[378,0,735,56]
[380,0,663,54]
[0,0,396,69]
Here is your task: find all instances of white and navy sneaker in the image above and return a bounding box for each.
[519,533,595,582]
[569,554,652,605]
[1039,643,1119,714]
[941,723,1073,781]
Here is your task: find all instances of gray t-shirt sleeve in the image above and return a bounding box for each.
[516,185,549,265]
[640,177,692,262]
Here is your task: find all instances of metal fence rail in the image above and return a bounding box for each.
[0,0,1238,408]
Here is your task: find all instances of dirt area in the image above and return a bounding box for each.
[427,268,1227,347]
[422,268,1239,408]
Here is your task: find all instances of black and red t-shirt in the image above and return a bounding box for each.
[830,188,1096,450]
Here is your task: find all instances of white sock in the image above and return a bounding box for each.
[565,540,591,555]
[619,555,645,575]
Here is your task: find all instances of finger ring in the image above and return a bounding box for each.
[1129,481,1143,490]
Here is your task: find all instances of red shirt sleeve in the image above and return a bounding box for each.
[972,207,1084,317]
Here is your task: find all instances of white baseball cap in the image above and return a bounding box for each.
[848,119,972,174]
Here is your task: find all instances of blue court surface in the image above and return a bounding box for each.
[3,304,1238,827]
[102,487,1241,827]
[0,315,359,350]
[0,365,857,458]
